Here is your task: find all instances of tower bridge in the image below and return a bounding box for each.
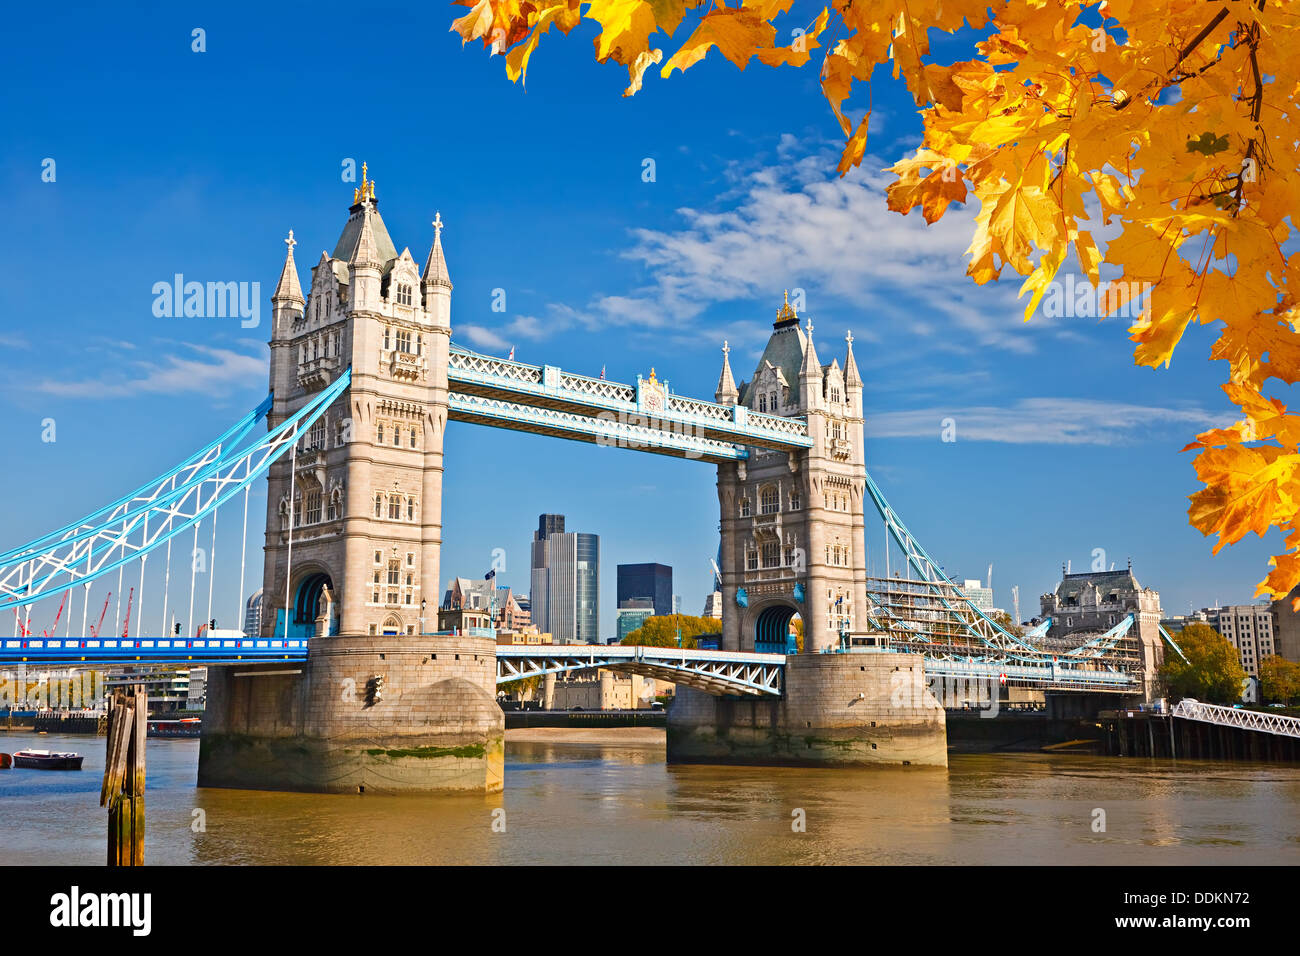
[0,168,1175,792]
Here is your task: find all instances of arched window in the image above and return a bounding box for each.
[389,495,402,520]
[740,497,751,518]
[409,428,417,449]
[305,489,322,524]
[760,485,779,515]
[377,423,384,444]
[769,391,777,411]
[789,488,801,510]
[761,540,779,568]
[393,426,400,446]
[383,327,391,350]
[397,284,413,307]
[758,394,767,413]
[407,497,415,520]
[745,548,759,571]
[374,493,383,518]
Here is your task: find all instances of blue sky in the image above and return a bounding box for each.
[0,1,1281,639]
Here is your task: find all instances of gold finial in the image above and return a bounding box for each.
[776,289,798,322]
[354,162,374,204]
[649,367,657,383]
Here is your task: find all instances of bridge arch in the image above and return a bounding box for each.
[292,569,336,638]
[752,602,800,655]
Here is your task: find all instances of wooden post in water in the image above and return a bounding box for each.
[101,685,146,866]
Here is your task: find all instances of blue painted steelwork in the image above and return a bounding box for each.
[1020,617,1052,641]
[1158,622,1191,663]
[447,343,813,454]
[496,644,785,697]
[0,370,352,612]
[0,634,308,665]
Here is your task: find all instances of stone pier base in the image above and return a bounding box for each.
[197,635,503,794]
[667,651,947,768]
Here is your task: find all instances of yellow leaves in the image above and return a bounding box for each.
[982,183,1061,276]
[624,48,663,96]
[885,149,966,221]
[449,0,1300,599]
[837,111,871,177]
[590,0,663,62]
[1187,443,1297,554]
[661,5,824,79]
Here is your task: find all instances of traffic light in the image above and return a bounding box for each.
[209,619,217,632]
[173,622,181,636]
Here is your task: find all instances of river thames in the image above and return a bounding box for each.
[2,730,1298,865]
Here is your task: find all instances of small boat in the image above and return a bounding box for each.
[0,753,11,769]
[12,749,83,770]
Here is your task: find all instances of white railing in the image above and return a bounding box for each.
[1172,699,1300,739]
[448,350,544,385]
[558,372,636,403]
[666,393,732,422]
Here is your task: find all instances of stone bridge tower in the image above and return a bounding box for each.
[715,293,868,654]
[668,294,946,768]
[199,170,504,794]
[260,167,450,640]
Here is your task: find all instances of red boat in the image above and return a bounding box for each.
[0,753,11,769]
[12,749,83,770]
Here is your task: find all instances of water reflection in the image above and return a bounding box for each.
[0,733,1297,865]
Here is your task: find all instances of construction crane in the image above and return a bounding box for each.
[120,587,134,640]
[40,589,70,637]
[89,592,111,638]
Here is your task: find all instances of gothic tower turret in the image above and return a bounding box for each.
[258,166,452,642]
[716,292,868,655]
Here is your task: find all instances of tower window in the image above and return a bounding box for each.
[396,284,413,307]
[760,485,779,515]
[374,494,383,518]
[395,330,412,354]
[305,490,321,525]
[389,495,402,520]
[740,498,751,518]
[393,427,401,446]
[377,423,384,444]
[383,327,391,350]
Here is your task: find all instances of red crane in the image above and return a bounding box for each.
[41,589,70,637]
[89,592,111,638]
[120,587,134,639]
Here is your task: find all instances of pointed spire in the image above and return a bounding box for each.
[715,340,739,403]
[273,230,305,303]
[422,211,453,290]
[348,209,381,269]
[800,315,821,379]
[844,329,862,388]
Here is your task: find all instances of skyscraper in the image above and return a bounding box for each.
[531,514,600,644]
[617,563,673,617]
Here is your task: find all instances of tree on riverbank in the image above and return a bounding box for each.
[1160,622,1247,703]
[621,614,723,648]
[1259,655,1300,705]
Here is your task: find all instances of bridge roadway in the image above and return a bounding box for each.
[1,637,1136,696]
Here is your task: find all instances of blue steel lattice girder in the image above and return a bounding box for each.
[0,370,351,612]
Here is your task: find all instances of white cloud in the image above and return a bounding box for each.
[460,325,510,350]
[35,341,266,399]
[865,398,1231,445]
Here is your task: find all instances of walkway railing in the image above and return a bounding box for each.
[1172,699,1300,739]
